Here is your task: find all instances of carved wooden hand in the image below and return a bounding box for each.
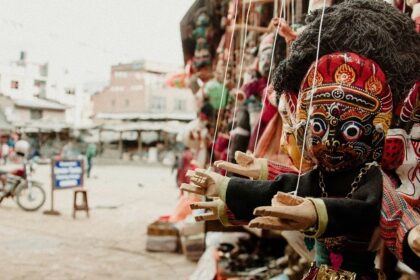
[249,192,317,231]
[180,168,225,197]
[214,151,263,179]
[189,200,221,222]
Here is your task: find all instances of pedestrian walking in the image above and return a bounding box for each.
[86,143,96,178]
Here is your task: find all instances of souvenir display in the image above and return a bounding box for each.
[181,1,420,277]
[169,0,420,278]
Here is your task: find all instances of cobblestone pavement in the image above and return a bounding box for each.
[0,163,196,280]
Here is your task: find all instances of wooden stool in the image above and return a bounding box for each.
[73,189,89,218]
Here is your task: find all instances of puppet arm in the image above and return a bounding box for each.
[248,167,382,237]
[224,172,315,221]
[181,168,317,226]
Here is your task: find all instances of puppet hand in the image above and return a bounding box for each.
[250,192,316,231]
[231,89,246,104]
[272,18,297,43]
[408,224,420,257]
[180,168,225,197]
[189,200,221,222]
[248,216,286,230]
[271,191,305,207]
[214,151,264,179]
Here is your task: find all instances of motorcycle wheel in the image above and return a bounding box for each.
[15,182,46,211]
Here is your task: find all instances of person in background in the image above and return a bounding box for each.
[85,143,97,178]
[7,135,16,150]
[171,155,179,174]
[1,139,9,165]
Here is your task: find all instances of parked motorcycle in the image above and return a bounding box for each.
[0,140,46,211]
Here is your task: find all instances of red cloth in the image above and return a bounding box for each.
[176,150,194,187]
[380,172,420,260]
[246,85,278,152]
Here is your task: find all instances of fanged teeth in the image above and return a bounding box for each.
[324,154,344,160]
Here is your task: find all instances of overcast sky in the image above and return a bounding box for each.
[0,0,194,85]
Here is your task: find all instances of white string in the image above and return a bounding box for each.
[208,0,239,167]
[295,0,327,194]
[292,0,295,28]
[226,0,253,163]
[252,0,286,154]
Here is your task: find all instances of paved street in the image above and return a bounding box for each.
[0,163,196,279]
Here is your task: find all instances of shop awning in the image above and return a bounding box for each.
[99,120,188,134]
[0,109,14,132]
[95,112,196,122]
[14,121,70,132]
[14,97,68,111]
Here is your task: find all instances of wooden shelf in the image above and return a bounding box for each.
[243,0,274,4]
[227,24,270,33]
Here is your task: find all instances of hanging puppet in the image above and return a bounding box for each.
[185,52,400,278]
[242,29,287,153]
[181,1,420,278]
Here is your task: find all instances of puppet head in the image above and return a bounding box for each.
[273,0,420,108]
[296,52,393,172]
[257,33,274,78]
[382,82,420,206]
[382,82,419,170]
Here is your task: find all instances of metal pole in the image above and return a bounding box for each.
[43,159,60,215]
[118,131,123,159]
[137,130,142,155]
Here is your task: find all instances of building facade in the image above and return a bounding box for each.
[92,60,196,116]
[0,52,93,127]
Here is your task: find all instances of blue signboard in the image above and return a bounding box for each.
[53,160,83,189]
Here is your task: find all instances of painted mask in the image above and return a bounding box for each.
[257,33,274,77]
[296,52,393,172]
[382,82,420,207]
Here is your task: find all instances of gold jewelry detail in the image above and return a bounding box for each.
[365,75,383,95]
[334,64,356,85]
[318,162,378,198]
[307,68,324,87]
[316,264,356,280]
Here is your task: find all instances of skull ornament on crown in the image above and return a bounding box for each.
[296,52,393,172]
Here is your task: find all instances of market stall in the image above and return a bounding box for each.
[148,0,420,279]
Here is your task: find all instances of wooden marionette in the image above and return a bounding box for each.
[183,52,404,277]
[382,82,420,207]
[243,28,286,153]
[192,10,213,71]
[247,17,304,162]
[379,81,420,268]
[182,1,420,277]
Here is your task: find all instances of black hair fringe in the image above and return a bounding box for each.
[273,0,420,107]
